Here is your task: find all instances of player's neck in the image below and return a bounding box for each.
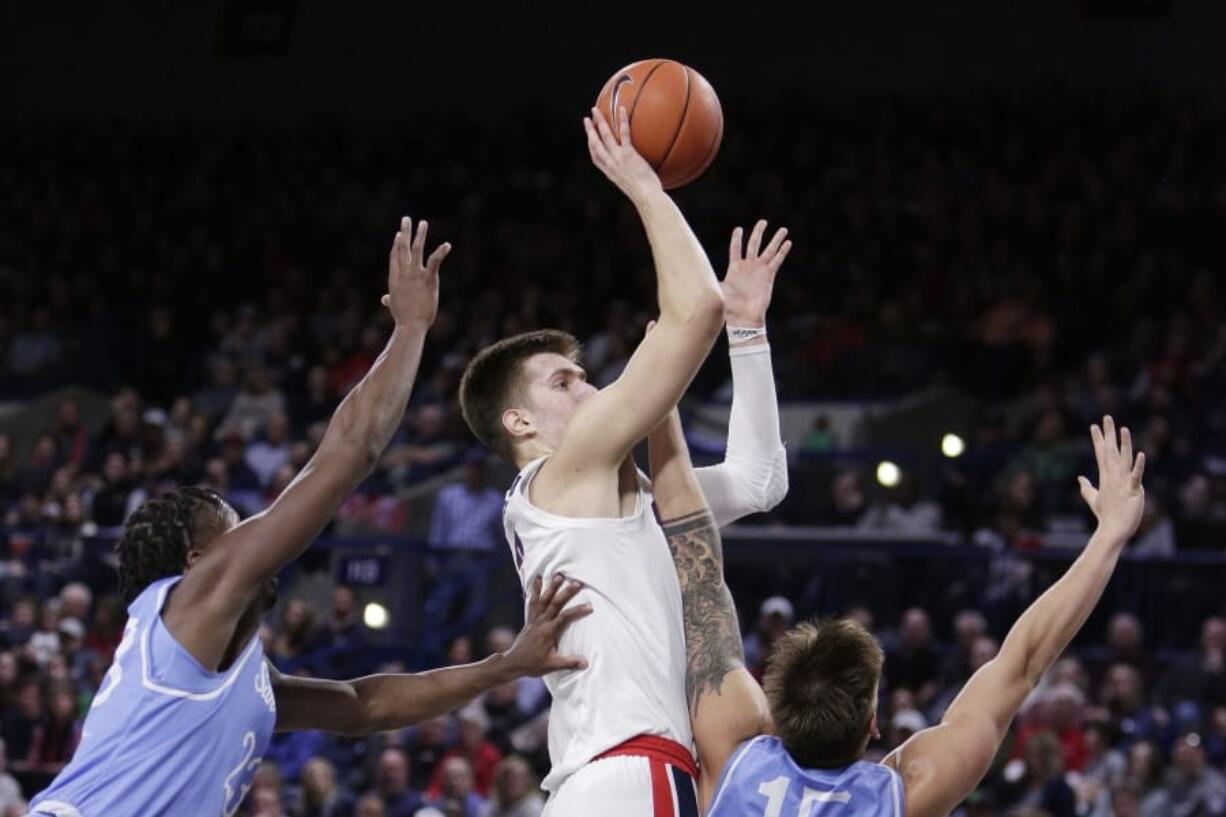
[514,441,554,469]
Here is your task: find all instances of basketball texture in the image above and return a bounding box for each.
[595,59,724,190]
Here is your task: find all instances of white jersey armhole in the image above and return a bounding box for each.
[140,581,261,701]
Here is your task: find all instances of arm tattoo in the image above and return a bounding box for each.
[662,509,746,716]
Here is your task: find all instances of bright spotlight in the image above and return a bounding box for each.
[363,602,390,630]
[941,433,966,458]
[876,461,901,488]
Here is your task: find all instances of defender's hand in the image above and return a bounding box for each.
[503,575,592,677]
[723,220,792,328]
[382,217,451,328]
[584,106,663,206]
[1078,415,1146,543]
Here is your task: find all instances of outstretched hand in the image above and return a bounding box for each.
[503,575,592,677]
[382,216,451,328]
[723,220,792,328]
[583,106,663,205]
[1078,415,1146,543]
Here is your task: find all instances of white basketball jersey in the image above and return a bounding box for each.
[504,457,694,793]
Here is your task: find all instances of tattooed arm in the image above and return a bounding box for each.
[651,410,772,811]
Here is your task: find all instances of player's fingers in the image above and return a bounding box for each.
[769,240,794,272]
[583,118,613,168]
[763,227,789,259]
[747,219,768,258]
[526,575,544,615]
[1120,426,1133,471]
[546,579,583,620]
[1132,451,1147,487]
[412,219,429,260]
[551,654,589,672]
[1090,424,1106,480]
[729,226,744,264]
[426,242,452,275]
[592,107,618,150]
[1103,416,1118,462]
[617,105,631,147]
[557,603,593,628]
[1078,476,1098,509]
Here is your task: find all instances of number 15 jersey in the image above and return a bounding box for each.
[708,736,905,817]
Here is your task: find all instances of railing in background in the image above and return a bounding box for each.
[4,526,1221,675]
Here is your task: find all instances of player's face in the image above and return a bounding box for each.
[519,352,597,449]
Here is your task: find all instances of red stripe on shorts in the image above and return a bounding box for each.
[593,734,698,816]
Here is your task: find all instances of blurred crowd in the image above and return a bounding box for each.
[1,92,1226,548]
[2,90,1226,814]
[1,577,1226,816]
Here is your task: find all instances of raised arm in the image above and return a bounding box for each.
[165,218,450,670]
[694,222,791,526]
[650,409,771,810]
[539,108,723,491]
[273,575,590,735]
[884,416,1146,817]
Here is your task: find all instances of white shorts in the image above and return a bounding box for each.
[543,736,698,817]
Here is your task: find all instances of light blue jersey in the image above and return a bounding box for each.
[30,576,277,817]
[708,736,904,817]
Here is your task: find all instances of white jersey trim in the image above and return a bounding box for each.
[887,763,903,817]
[512,457,649,529]
[139,582,261,701]
[707,735,770,814]
[29,801,84,817]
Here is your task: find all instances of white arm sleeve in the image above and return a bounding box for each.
[695,343,789,527]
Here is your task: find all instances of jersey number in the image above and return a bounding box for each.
[758,776,852,817]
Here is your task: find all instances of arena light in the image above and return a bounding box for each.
[941,433,966,459]
[876,461,901,488]
[364,602,390,630]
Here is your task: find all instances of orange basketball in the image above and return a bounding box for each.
[595,59,724,190]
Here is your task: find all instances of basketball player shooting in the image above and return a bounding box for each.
[28,219,590,817]
[458,106,791,816]
[651,413,1146,817]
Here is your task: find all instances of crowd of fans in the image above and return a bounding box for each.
[1,577,1225,816]
[2,92,1226,548]
[2,90,1226,814]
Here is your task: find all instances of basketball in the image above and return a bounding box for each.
[595,59,724,190]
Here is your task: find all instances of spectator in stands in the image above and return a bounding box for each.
[886,607,944,709]
[271,598,317,666]
[0,600,34,652]
[1154,732,1226,817]
[743,596,794,680]
[479,756,542,817]
[252,786,289,817]
[293,366,338,432]
[1156,616,1226,710]
[354,793,386,817]
[53,398,89,470]
[931,634,997,720]
[295,757,352,817]
[1002,731,1077,817]
[821,470,867,527]
[407,716,452,792]
[247,412,293,488]
[371,747,423,817]
[28,684,81,773]
[27,601,62,667]
[860,474,942,534]
[939,608,989,688]
[1015,684,1088,774]
[0,436,14,504]
[1,679,39,769]
[427,756,486,817]
[1097,664,1162,748]
[481,682,531,758]
[1077,720,1127,817]
[429,705,501,798]
[428,449,502,554]
[217,365,286,441]
[310,585,368,679]
[89,452,134,528]
[16,433,58,496]
[1100,612,1155,686]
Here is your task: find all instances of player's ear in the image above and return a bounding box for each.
[869,711,881,741]
[184,547,204,570]
[502,407,532,441]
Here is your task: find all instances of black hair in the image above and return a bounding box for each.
[115,486,227,605]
